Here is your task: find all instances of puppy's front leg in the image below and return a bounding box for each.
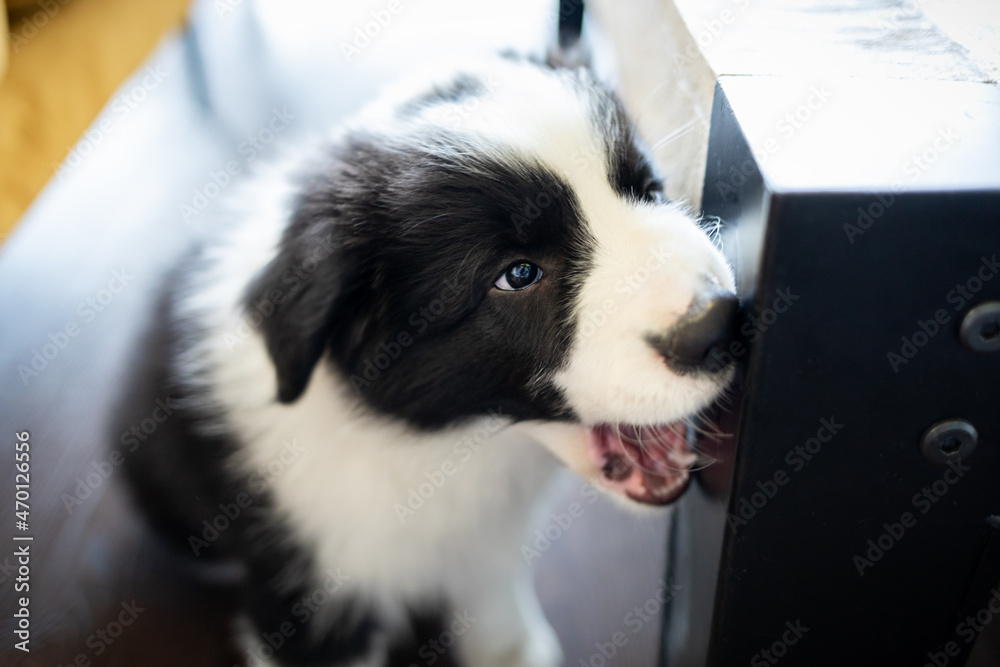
[454,571,563,667]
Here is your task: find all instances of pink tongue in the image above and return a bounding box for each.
[589,424,697,505]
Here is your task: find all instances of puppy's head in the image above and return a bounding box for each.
[249,56,736,506]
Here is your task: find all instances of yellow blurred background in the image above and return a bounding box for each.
[0,0,192,243]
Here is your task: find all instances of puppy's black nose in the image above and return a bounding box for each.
[649,294,740,373]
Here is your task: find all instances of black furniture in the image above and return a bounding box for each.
[663,75,1000,666]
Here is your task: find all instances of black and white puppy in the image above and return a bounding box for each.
[123,52,737,667]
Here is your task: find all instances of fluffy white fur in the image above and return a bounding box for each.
[177,56,733,666]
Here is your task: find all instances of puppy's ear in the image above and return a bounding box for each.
[245,224,342,403]
[546,1,590,69]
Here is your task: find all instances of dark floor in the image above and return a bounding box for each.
[0,442,669,667]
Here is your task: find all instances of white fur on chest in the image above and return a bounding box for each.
[221,337,559,609]
[178,188,560,626]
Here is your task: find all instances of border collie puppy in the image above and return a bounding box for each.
[122,52,737,667]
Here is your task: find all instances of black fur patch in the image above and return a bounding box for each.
[398,73,486,117]
[591,92,663,203]
[118,266,378,666]
[386,606,460,667]
[248,129,594,429]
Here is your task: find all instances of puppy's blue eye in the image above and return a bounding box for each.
[495,261,542,291]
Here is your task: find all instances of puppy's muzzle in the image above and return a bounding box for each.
[648,293,740,374]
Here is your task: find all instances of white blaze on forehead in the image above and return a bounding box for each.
[413,59,610,180]
[555,200,735,426]
[412,60,737,427]
[404,59,735,427]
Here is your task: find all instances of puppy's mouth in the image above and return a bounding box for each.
[588,423,696,505]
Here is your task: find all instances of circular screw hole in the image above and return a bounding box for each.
[961,302,1000,352]
[939,436,963,456]
[920,419,978,466]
